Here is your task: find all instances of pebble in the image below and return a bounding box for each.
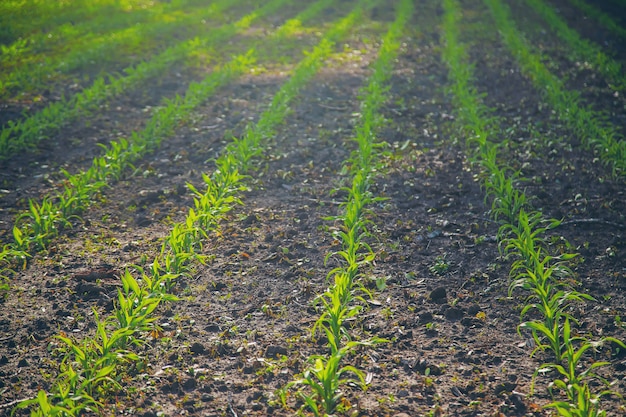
[429,286,447,303]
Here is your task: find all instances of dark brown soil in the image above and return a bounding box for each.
[0,0,625,416]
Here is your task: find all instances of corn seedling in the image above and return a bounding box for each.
[286,340,372,417]
[115,269,172,335]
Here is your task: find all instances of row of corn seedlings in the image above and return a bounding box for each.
[0,0,236,98]
[566,0,626,40]
[521,0,625,93]
[283,1,412,414]
[14,1,365,414]
[13,117,249,414]
[482,0,625,177]
[0,0,298,282]
[441,0,624,414]
[0,0,272,162]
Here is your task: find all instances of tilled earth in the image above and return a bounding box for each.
[1,0,625,416]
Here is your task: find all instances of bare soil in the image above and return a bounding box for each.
[1,0,625,416]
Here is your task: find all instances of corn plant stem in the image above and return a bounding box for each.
[566,0,626,40]
[288,1,412,414]
[521,0,625,92]
[0,0,271,162]
[15,1,358,414]
[0,1,237,98]
[482,0,625,177]
[441,0,622,413]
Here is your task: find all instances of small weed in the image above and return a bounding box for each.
[429,255,450,275]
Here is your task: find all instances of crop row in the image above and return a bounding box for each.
[13,0,370,414]
[280,0,412,414]
[441,0,624,414]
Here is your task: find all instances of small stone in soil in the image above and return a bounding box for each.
[444,307,464,320]
[429,286,447,303]
[183,378,197,391]
[264,345,288,358]
[190,342,206,354]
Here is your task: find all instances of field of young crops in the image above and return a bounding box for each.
[0,0,625,415]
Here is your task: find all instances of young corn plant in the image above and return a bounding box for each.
[161,220,206,276]
[115,269,169,336]
[287,340,373,417]
[538,318,625,416]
